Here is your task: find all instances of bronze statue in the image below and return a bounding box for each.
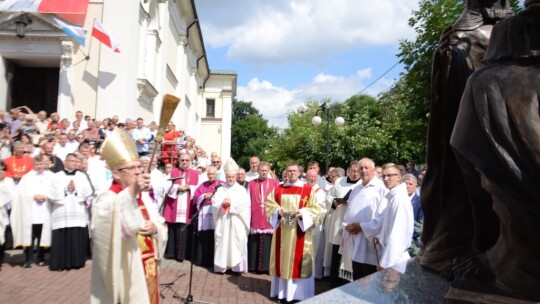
[420,0,512,275]
[450,1,540,300]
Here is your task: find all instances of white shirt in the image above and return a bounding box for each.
[53,144,73,161]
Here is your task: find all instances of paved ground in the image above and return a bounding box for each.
[0,250,331,304]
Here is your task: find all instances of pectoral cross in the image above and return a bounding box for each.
[301,196,308,206]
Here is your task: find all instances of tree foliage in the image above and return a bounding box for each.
[230,100,277,169]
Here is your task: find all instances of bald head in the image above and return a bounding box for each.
[306,169,318,186]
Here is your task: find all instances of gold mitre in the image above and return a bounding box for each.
[100,128,139,170]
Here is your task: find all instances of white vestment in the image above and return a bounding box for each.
[340,177,387,265]
[323,177,360,278]
[49,171,93,229]
[375,183,414,271]
[10,170,54,247]
[91,187,167,304]
[212,182,250,272]
[0,177,15,245]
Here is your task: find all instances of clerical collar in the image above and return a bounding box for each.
[347,177,359,184]
[283,180,304,187]
[64,169,77,176]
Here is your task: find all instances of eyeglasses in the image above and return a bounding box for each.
[212,161,221,164]
[118,165,145,172]
[180,159,190,162]
[381,173,400,179]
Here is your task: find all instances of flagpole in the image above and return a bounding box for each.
[91,19,100,119]
[83,28,93,61]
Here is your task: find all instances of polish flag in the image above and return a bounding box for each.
[92,19,120,53]
[0,0,89,26]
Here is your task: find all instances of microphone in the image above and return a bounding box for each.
[168,176,185,181]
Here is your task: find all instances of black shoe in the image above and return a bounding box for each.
[23,261,32,269]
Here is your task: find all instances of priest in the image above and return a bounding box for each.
[246,161,278,273]
[212,158,250,274]
[91,128,167,304]
[48,153,93,271]
[266,162,321,302]
[161,152,199,261]
[324,160,361,286]
[192,165,223,267]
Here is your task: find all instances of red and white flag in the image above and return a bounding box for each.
[92,19,120,53]
[0,0,89,26]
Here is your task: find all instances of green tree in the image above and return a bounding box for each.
[265,97,390,173]
[230,100,276,169]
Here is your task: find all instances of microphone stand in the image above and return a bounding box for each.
[178,207,202,303]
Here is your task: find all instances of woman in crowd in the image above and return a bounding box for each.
[161,121,179,166]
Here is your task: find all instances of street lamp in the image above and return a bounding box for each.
[15,14,31,38]
[312,102,345,174]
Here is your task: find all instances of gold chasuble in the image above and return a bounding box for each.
[266,183,321,280]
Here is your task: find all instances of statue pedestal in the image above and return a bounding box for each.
[303,258,450,303]
[304,258,539,303]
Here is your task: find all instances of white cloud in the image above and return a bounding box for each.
[197,0,418,67]
[238,69,395,129]
[195,1,411,128]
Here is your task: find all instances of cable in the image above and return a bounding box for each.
[353,61,401,96]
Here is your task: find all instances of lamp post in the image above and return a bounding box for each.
[312,102,345,174]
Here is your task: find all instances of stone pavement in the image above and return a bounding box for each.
[0,250,331,304]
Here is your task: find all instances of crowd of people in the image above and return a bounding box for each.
[0,106,426,304]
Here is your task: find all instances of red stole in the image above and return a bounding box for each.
[109,182,159,304]
[273,183,312,279]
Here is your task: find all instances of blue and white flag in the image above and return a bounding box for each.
[53,17,86,47]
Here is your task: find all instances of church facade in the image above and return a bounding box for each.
[0,0,235,160]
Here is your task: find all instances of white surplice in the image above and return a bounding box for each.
[375,182,414,271]
[340,177,387,266]
[0,177,15,245]
[323,177,360,277]
[48,171,93,229]
[10,170,54,247]
[212,182,251,272]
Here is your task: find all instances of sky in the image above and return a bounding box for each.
[194,0,420,128]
